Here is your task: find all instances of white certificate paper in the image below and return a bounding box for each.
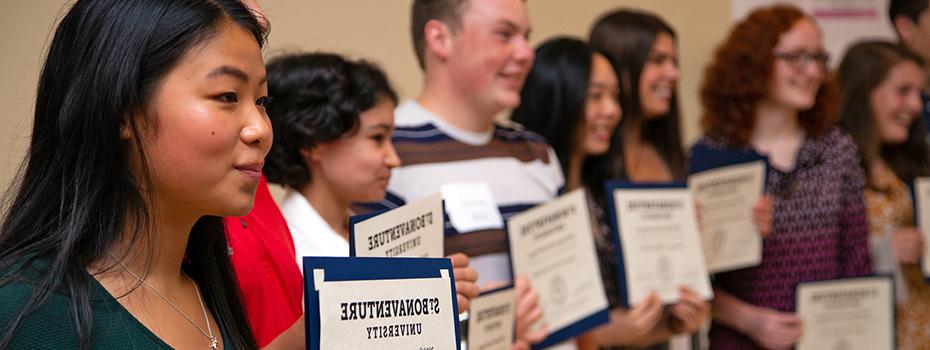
[611,186,713,305]
[914,177,930,278]
[688,161,765,273]
[796,276,894,350]
[352,193,444,258]
[314,269,459,350]
[441,182,504,233]
[507,189,609,335]
[466,288,515,350]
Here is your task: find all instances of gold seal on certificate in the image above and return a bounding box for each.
[350,193,444,258]
[607,183,713,305]
[914,177,930,278]
[466,287,515,350]
[506,189,609,344]
[305,257,461,350]
[796,276,894,350]
[688,160,765,273]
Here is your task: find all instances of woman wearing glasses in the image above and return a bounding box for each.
[696,5,872,349]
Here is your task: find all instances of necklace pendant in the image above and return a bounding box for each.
[210,336,218,349]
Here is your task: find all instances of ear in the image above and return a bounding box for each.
[119,118,134,140]
[300,146,324,163]
[893,15,916,42]
[424,19,453,63]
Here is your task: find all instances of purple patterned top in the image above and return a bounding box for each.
[695,127,872,349]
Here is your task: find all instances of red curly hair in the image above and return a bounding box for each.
[700,4,838,147]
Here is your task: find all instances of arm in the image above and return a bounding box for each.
[712,288,802,350]
[260,316,304,350]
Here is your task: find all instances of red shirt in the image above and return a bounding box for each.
[226,176,304,348]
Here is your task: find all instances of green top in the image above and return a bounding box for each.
[0,260,230,349]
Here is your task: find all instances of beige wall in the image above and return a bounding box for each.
[0,0,731,192]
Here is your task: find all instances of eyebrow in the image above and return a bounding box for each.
[368,123,392,131]
[206,65,250,82]
[588,82,618,89]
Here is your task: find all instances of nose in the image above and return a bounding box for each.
[665,61,680,81]
[242,106,272,153]
[512,35,534,66]
[384,141,401,169]
[907,90,924,115]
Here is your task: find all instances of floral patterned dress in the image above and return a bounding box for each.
[864,162,930,349]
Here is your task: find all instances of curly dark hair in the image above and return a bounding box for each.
[837,40,930,186]
[700,4,839,147]
[263,53,398,189]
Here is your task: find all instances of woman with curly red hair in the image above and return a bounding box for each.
[696,5,872,349]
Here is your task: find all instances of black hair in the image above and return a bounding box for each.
[0,0,263,348]
[263,52,398,189]
[589,8,686,180]
[837,40,930,186]
[512,37,622,207]
[889,0,929,28]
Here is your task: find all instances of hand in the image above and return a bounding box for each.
[668,287,710,334]
[513,276,548,346]
[617,292,664,340]
[752,195,774,238]
[744,307,802,350]
[891,227,924,264]
[447,253,479,313]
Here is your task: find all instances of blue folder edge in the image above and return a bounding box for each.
[906,180,930,282]
[688,143,770,180]
[303,256,462,350]
[605,181,688,308]
[792,274,896,350]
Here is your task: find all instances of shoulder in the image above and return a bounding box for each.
[494,119,549,145]
[0,267,81,348]
[816,127,860,165]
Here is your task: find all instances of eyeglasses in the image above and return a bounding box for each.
[773,50,830,70]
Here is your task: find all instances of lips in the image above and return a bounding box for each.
[235,162,263,181]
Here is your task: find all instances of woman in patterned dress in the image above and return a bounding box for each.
[837,40,930,349]
[698,5,873,349]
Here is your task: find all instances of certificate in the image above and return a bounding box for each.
[913,177,930,278]
[796,276,895,350]
[506,189,610,347]
[605,182,713,306]
[349,193,444,258]
[688,145,767,273]
[304,257,461,350]
[466,286,515,350]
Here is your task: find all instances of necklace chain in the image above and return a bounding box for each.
[110,256,218,349]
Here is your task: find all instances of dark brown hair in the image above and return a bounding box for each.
[700,4,839,147]
[410,0,469,69]
[589,8,685,180]
[837,40,930,186]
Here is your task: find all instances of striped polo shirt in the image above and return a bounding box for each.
[362,100,564,286]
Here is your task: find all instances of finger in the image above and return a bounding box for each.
[456,280,480,300]
[446,253,469,267]
[453,266,478,283]
[457,294,470,314]
[523,324,549,344]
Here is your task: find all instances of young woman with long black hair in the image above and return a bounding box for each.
[0,0,269,348]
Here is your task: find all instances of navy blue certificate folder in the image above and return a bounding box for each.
[303,256,462,350]
[688,142,768,176]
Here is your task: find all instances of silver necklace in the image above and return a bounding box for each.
[111,257,219,349]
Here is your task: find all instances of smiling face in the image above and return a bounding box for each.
[133,20,272,217]
[308,98,401,203]
[767,18,826,111]
[578,53,622,156]
[445,0,534,113]
[638,33,679,118]
[871,60,926,145]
